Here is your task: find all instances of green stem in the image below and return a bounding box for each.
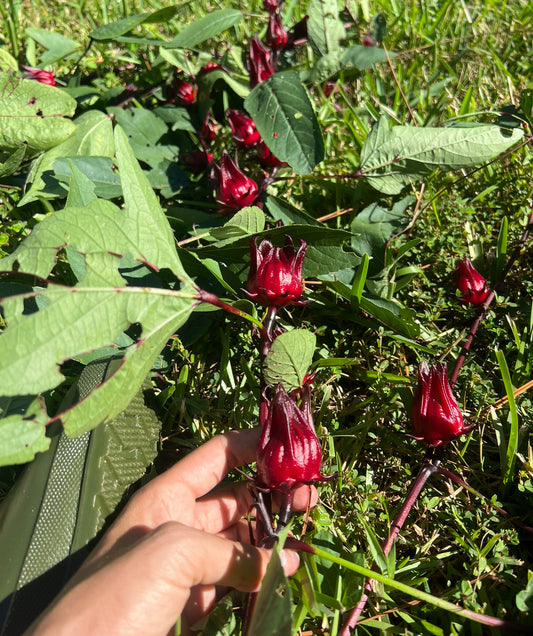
[313,546,531,633]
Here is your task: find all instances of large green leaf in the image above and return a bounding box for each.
[360,117,525,194]
[244,71,324,174]
[164,9,242,49]
[307,0,345,56]
[0,126,197,448]
[351,196,414,275]
[26,27,79,65]
[0,73,76,154]
[264,330,316,390]
[0,398,50,466]
[107,106,177,168]
[247,550,293,636]
[19,109,115,205]
[90,12,151,40]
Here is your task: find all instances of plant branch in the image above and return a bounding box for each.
[316,546,531,634]
[340,451,441,634]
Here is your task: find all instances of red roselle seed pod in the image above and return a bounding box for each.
[226,109,261,147]
[266,12,289,50]
[256,383,324,490]
[246,235,306,307]
[21,65,56,86]
[257,141,287,168]
[410,361,471,447]
[262,0,279,12]
[248,37,275,88]
[454,258,490,306]
[213,150,259,213]
[168,77,197,105]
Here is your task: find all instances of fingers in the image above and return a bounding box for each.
[155,427,261,500]
[31,523,300,636]
[194,482,318,534]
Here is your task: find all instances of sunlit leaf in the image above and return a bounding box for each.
[245,71,324,174]
[360,117,525,194]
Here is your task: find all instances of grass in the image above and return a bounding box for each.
[1,0,533,633]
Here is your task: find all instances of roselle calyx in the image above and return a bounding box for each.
[410,361,471,447]
[266,12,289,50]
[213,150,259,213]
[246,235,306,307]
[226,109,261,147]
[21,65,55,86]
[256,383,325,490]
[248,37,275,87]
[167,77,197,105]
[455,258,490,306]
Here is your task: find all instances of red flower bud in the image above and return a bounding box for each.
[213,150,259,213]
[256,383,324,490]
[21,65,56,86]
[168,77,197,105]
[362,32,375,47]
[257,141,288,169]
[410,361,470,447]
[226,109,262,147]
[199,61,222,75]
[248,37,275,88]
[201,111,219,143]
[247,235,306,307]
[454,258,490,306]
[262,0,279,13]
[266,12,289,50]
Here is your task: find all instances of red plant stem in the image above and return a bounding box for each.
[340,455,441,635]
[450,210,533,387]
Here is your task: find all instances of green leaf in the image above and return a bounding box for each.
[307,0,345,56]
[26,27,79,65]
[0,146,26,178]
[0,73,76,154]
[90,13,151,40]
[0,49,19,72]
[107,106,178,169]
[0,127,197,437]
[53,156,122,199]
[0,398,50,467]
[351,196,414,275]
[247,550,293,636]
[360,117,525,194]
[341,45,394,70]
[244,71,324,174]
[19,109,115,205]
[210,206,265,241]
[264,330,316,390]
[65,160,98,207]
[164,9,242,49]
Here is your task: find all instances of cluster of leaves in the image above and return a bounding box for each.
[1,0,533,633]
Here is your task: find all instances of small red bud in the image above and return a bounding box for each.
[167,77,197,105]
[248,37,275,88]
[454,258,490,306]
[21,65,56,86]
[266,12,289,50]
[410,361,471,447]
[257,141,287,168]
[246,235,307,307]
[226,109,261,147]
[213,150,259,213]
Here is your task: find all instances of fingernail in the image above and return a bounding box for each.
[279,549,300,575]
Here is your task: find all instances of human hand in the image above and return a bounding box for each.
[24,427,316,636]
